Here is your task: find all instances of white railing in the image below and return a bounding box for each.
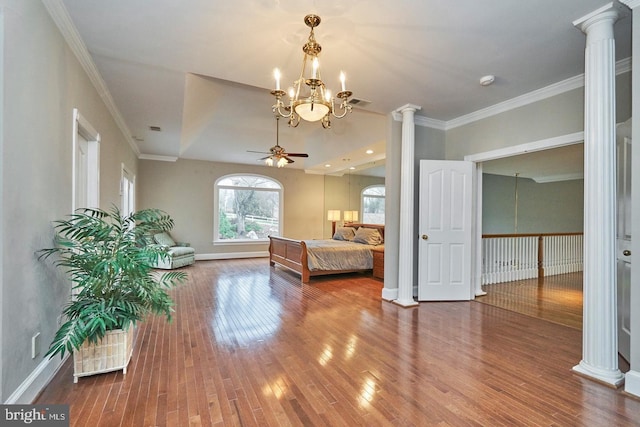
[482,233,583,285]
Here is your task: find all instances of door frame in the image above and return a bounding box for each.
[72,109,100,212]
[464,131,584,296]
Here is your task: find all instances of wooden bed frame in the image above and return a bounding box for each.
[268,223,384,283]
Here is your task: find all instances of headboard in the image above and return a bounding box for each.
[345,223,385,239]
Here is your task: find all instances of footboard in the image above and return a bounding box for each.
[269,236,311,282]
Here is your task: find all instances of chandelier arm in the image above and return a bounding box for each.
[330,96,353,119]
[273,104,292,118]
[288,113,300,128]
[321,115,331,129]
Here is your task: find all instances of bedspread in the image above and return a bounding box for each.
[304,240,379,271]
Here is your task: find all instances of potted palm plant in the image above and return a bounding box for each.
[39,206,187,382]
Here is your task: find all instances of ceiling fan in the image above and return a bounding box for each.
[248,117,309,167]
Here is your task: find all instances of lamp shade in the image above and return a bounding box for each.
[343,210,358,222]
[327,210,341,221]
[295,100,330,122]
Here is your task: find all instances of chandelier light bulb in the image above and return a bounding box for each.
[274,68,281,91]
[340,71,346,92]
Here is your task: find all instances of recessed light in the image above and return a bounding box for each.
[366,149,374,154]
[349,166,356,170]
[325,164,331,168]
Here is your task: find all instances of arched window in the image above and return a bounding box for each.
[362,185,385,224]
[214,174,283,243]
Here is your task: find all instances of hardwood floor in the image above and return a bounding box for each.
[476,272,583,330]
[35,259,640,426]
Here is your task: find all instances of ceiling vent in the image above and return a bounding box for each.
[149,126,162,132]
[348,98,371,108]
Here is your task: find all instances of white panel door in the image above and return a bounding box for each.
[418,160,473,301]
[617,121,632,362]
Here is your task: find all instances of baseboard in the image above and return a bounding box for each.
[381,287,398,301]
[625,370,640,398]
[4,355,68,404]
[195,251,269,261]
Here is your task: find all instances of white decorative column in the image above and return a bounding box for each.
[572,3,625,387]
[394,104,421,307]
[620,0,640,398]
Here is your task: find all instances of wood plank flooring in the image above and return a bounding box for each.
[476,273,583,330]
[35,259,640,426]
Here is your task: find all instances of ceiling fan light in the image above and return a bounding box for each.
[277,157,288,168]
[265,157,274,167]
[294,100,330,122]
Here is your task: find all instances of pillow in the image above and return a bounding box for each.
[333,226,356,241]
[352,227,383,245]
[154,232,176,247]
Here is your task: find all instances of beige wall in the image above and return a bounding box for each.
[2,1,139,402]
[137,158,384,254]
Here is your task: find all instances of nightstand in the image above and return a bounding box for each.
[372,246,384,280]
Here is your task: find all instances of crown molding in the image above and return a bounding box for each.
[533,172,584,183]
[405,57,631,131]
[138,154,179,162]
[445,74,585,130]
[620,0,640,8]
[42,0,140,156]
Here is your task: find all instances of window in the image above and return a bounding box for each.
[214,174,282,243]
[362,185,385,224]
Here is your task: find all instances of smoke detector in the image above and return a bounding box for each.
[479,75,495,86]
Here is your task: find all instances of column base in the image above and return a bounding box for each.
[393,298,419,308]
[381,287,398,301]
[573,360,625,388]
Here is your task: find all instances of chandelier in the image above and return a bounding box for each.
[271,14,353,129]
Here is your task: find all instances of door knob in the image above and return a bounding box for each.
[421,234,429,240]
[623,249,631,256]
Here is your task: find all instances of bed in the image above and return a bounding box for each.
[268,223,384,283]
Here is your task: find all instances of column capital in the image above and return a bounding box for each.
[620,0,640,10]
[573,2,627,36]
[394,104,422,115]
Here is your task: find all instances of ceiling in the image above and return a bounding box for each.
[56,0,631,178]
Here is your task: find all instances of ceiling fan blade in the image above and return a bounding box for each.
[258,156,271,160]
[285,157,295,163]
[247,150,270,154]
[286,153,309,157]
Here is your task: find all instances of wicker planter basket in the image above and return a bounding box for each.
[73,325,135,383]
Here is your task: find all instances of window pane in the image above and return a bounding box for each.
[362,185,385,225]
[363,186,385,196]
[218,175,280,189]
[217,176,281,241]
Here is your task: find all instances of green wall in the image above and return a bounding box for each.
[482,174,584,234]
